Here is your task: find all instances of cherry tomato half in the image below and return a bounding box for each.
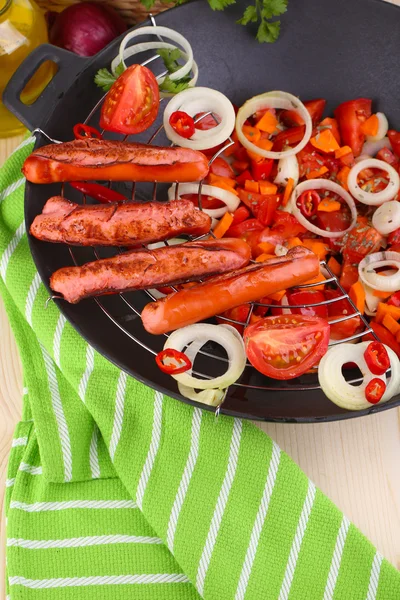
[244,314,330,380]
[364,342,390,375]
[298,190,321,217]
[100,64,159,135]
[169,111,195,139]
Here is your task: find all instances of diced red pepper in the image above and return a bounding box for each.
[257,196,280,226]
[388,292,400,307]
[334,98,372,157]
[339,260,359,292]
[286,290,328,318]
[209,156,235,179]
[342,216,383,264]
[388,130,400,157]
[231,205,251,225]
[280,99,326,127]
[273,126,305,152]
[226,218,264,238]
[367,321,400,358]
[250,159,274,181]
[236,170,253,186]
[376,147,399,167]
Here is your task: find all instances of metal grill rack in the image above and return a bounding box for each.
[38,15,382,404]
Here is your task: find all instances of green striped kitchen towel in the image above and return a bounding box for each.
[1,137,399,600]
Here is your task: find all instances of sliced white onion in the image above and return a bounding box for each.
[275,244,288,256]
[347,158,400,206]
[177,382,225,406]
[168,183,240,218]
[163,87,235,150]
[274,154,299,187]
[359,251,400,292]
[163,323,246,390]
[235,91,312,159]
[372,201,400,235]
[366,113,389,142]
[318,341,400,410]
[116,26,193,82]
[361,281,380,316]
[362,136,391,157]
[290,179,357,238]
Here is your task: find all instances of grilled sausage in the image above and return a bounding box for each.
[141,246,320,334]
[30,196,211,246]
[22,139,209,183]
[50,239,251,304]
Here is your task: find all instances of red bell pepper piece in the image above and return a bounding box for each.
[70,182,126,204]
[388,291,400,307]
[231,205,251,225]
[376,147,399,167]
[334,98,372,157]
[342,216,383,264]
[226,218,264,238]
[209,156,235,179]
[286,289,328,318]
[280,99,326,127]
[250,159,274,181]
[257,196,280,226]
[367,322,400,358]
[273,126,305,152]
[236,170,253,186]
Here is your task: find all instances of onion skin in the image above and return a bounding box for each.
[49,2,127,57]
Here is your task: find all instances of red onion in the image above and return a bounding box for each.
[49,2,127,57]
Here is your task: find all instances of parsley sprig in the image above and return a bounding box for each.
[94,62,125,92]
[157,48,191,94]
[237,0,288,43]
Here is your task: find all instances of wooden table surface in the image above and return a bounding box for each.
[1,75,400,594]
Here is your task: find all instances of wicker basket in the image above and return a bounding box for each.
[35,0,174,26]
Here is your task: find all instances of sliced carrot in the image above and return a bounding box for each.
[285,237,304,250]
[256,110,279,134]
[255,253,276,262]
[246,138,274,163]
[319,117,341,144]
[301,272,326,291]
[317,198,341,212]
[282,177,295,207]
[267,289,286,302]
[302,239,329,260]
[336,166,350,191]
[242,125,261,144]
[327,256,342,277]
[213,212,234,238]
[244,179,259,193]
[310,129,340,153]
[373,289,392,299]
[258,181,278,195]
[376,302,400,324]
[257,241,275,254]
[382,314,400,337]
[306,166,329,179]
[208,173,237,189]
[361,114,379,137]
[349,281,365,314]
[335,145,353,159]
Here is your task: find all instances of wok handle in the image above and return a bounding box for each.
[3,44,89,132]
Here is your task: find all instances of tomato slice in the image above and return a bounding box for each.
[210,156,235,179]
[181,193,225,210]
[244,315,330,380]
[280,99,326,127]
[325,288,361,340]
[286,290,328,318]
[334,98,372,157]
[100,64,159,135]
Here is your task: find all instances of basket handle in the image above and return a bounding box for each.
[3,44,89,132]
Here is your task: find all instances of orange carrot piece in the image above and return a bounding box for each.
[244,179,260,193]
[361,114,379,137]
[208,173,237,188]
[335,145,353,159]
[213,212,234,238]
[327,256,342,277]
[337,166,350,191]
[376,302,400,323]
[302,239,329,260]
[246,138,274,163]
[302,272,326,291]
[306,166,329,179]
[317,198,341,212]
[258,181,278,195]
[256,110,279,134]
[349,281,365,314]
[267,289,287,302]
[282,177,295,207]
[286,237,303,250]
[372,289,392,299]
[319,117,341,144]
[310,129,340,153]
[242,125,261,144]
[257,242,275,254]
[382,314,400,337]
[249,314,263,324]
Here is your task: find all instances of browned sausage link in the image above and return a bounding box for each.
[30,197,211,246]
[50,239,251,304]
[141,246,321,335]
[22,139,209,183]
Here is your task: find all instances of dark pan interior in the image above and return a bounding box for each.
[7,0,400,421]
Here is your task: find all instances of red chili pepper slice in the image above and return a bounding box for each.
[73,123,103,140]
[155,349,192,375]
[363,341,390,375]
[169,111,195,139]
[298,190,321,217]
[365,378,386,404]
[70,182,127,204]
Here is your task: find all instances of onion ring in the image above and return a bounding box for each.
[347,158,400,206]
[168,183,240,218]
[358,251,400,292]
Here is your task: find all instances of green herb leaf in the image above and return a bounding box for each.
[208,0,236,11]
[262,0,287,19]
[94,62,125,92]
[157,48,182,73]
[141,0,156,9]
[256,20,280,43]
[159,74,191,94]
[237,5,258,25]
